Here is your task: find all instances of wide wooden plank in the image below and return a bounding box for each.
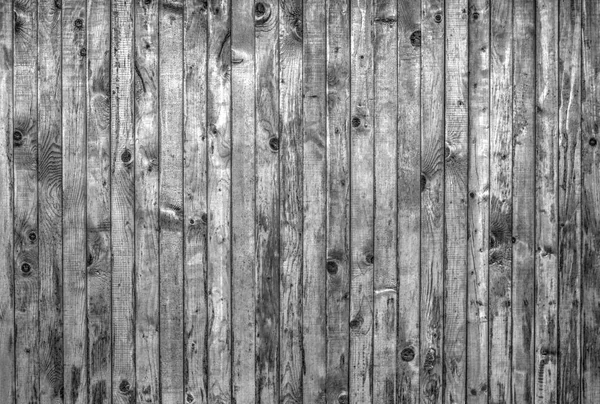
[420,0,444,402]
[13,0,39,401]
[207,0,232,400]
[466,1,489,402]
[86,0,112,401]
[512,0,536,401]
[397,0,421,401]
[231,0,256,401]
[349,0,374,401]
[325,0,351,402]
[62,2,87,403]
[255,0,280,402]
[111,0,136,401]
[183,1,209,403]
[134,0,159,402]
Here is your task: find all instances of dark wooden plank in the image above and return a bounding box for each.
[420,0,444,402]
[86,0,112,401]
[134,0,159,402]
[397,0,420,401]
[511,0,536,401]
[207,0,232,400]
[111,0,136,401]
[557,0,582,401]
[373,0,398,402]
[183,0,209,403]
[62,2,87,403]
[279,0,304,402]
[255,0,280,402]
[466,1,489,402]
[231,0,256,401]
[13,0,39,401]
[349,0,374,401]
[325,0,350,401]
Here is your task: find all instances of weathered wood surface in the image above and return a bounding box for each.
[2,0,600,402]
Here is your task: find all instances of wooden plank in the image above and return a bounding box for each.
[279,0,304,402]
[466,1,489,402]
[420,0,444,402]
[0,0,15,401]
[397,0,421,401]
[373,0,398,401]
[134,0,159,402]
[183,1,209,403]
[255,0,280,402]
[489,0,513,401]
[207,0,232,400]
[231,0,255,401]
[557,0,582,401]
[86,0,112,401]
[511,0,536,401]
[443,1,468,402]
[111,0,136,401]
[325,0,350,401]
[13,0,39,401]
[62,2,87,403]
[535,0,559,401]
[582,0,600,401]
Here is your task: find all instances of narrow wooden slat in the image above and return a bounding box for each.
[207,0,232,400]
[38,0,63,401]
[349,0,374,401]
[255,0,280,402]
[183,1,209,403]
[13,0,39,401]
[158,1,184,402]
[557,0,582,401]
[511,0,536,401]
[62,2,87,402]
[111,0,136,401]
[134,0,159,401]
[420,0,444,402]
[466,1,489,402]
[397,0,421,401]
[489,0,513,401]
[325,0,350,401]
[373,0,398,401]
[231,0,256,401]
[86,0,112,401]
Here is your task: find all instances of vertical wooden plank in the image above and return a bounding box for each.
[231,0,256,401]
[582,0,600,401]
[279,0,303,401]
[444,1,468,402]
[466,0,489,402]
[207,0,232,400]
[111,0,136,401]
[86,0,112,401]
[38,0,63,401]
[420,0,444,402]
[557,0,581,401]
[158,0,184,402]
[512,0,536,401]
[0,0,15,401]
[373,0,397,401]
[325,0,350,401]
[489,0,513,401]
[62,1,87,403]
[134,0,159,402]
[397,0,420,401]
[535,0,559,401]
[183,0,209,403]
[13,0,39,401]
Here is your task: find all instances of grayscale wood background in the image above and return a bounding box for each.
[0,0,598,403]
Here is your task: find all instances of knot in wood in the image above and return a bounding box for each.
[420,174,427,192]
[472,12,480,20]
[201,212,208,224]
[424,348,436,371]
[74,19,84,30]
[79,47,87,57]
[365,253,374,265]
[21,262,31,274]
[28,231,37,242]
[119,379,131,394]
[338,393,349,404]
[351,116,361,128]
[13,130,23,142]
[326,260,338,274]
[400,346,415,362]
[268,137,279,152]
[434,14,443,23]
[186,392,195,403]
[590,137,597,146]
[121,149,132,163]
[410,30,421,47]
